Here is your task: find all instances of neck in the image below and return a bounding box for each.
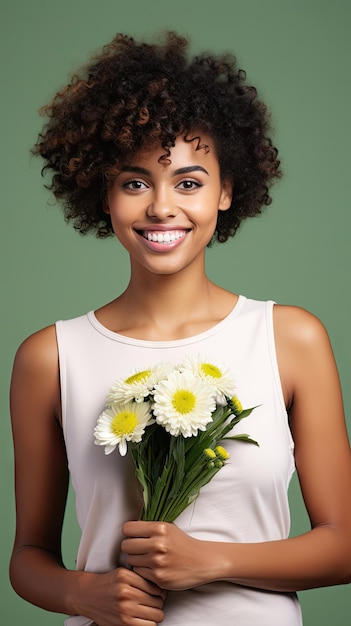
[96,257,238,341]
[125,263,212,321]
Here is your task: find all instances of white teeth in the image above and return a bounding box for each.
[144,230,187,243]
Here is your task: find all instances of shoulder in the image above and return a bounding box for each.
[272,303,331,351]
[11,325,59,401]
[271,304,336,409]
[11,325,62,429]
[13,324,58,372]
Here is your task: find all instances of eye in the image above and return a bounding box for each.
[176,179,202,191]
[123,179,148,190]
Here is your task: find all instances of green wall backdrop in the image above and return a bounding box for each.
[1,1,350,623]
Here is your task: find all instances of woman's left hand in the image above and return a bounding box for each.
[121,521,214,590]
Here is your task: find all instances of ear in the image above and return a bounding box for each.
[103,199,110,215]
[218,179,233,212]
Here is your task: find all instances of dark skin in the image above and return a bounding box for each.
[10,135,351,625]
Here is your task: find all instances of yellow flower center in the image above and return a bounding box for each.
[125,370,151,385]
[201,363,222,379]
[172,389,196,414]
[111,410,137,436]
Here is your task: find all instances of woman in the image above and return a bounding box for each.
[9,32,351,626]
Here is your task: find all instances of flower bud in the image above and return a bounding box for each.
[214,445,230,460]
[230,395,243,415]
[203,448,217,460]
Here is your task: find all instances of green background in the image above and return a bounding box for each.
[1,0,350,623]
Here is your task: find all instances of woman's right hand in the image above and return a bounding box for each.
[74,566,165,626]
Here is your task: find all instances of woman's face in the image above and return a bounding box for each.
[105,133,232,277]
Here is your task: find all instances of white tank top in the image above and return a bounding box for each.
[56,296,302,626]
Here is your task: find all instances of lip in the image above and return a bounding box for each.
[135,227,190,251]
[135,225,191,231]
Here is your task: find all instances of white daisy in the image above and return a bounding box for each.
[152,370,216,437]
[94,400,154,456]
[180,355,236,404]
[107,363,172,404]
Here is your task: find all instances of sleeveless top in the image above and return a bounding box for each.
[56,296,303,626]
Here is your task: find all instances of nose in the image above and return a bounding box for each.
[146,186,178,220]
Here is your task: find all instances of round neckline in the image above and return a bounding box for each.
[87,295,246,348]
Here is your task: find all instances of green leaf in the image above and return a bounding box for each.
[223,433,259,446]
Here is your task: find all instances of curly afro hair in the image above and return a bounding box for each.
[33,31,281,243]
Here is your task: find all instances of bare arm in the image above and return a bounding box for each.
[121,306,351,592]
[10,326,165,625]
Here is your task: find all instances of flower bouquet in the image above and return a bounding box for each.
[94,356,258,522]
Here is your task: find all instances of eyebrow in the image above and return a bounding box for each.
[120,165,209,176]
[174,166,209,176]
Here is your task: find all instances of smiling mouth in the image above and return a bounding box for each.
[140,230,189,243]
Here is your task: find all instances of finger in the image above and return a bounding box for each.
[127,553,153,569]
[122,537,151,554]
[122,521,168,537]
[127,567,166,598]
[133,566,158,586]
[126,602,165,624]
[137,588,165,608]
[123,520,151,537]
